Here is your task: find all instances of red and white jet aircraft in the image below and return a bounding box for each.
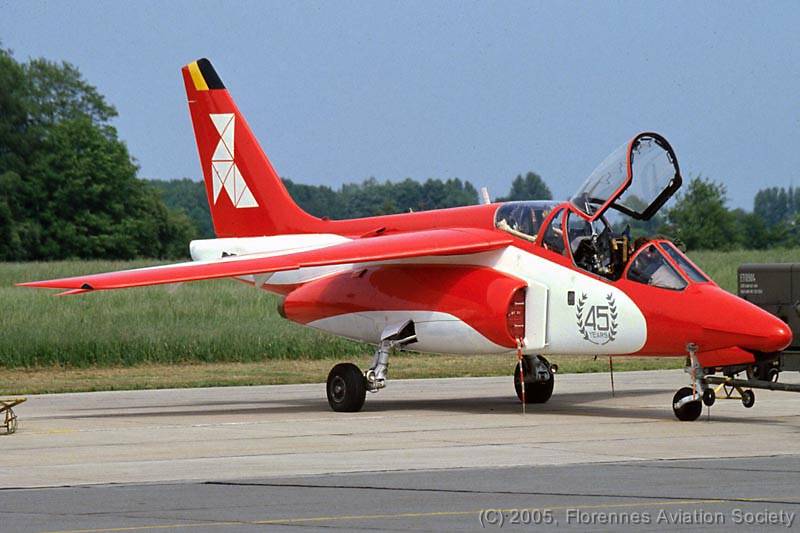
[22,59,792,420]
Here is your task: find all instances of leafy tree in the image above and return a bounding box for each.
[754,186,799,227]
[283,179,345,219]
[28,117,192,259]
[294,176,479,219]
[149,178,215,238]
[665,177,738,250]
[0,47,190,259]
[496,172,552,202]
[23,58,117,128]
[730,208,772,250]
[0,50,31,175]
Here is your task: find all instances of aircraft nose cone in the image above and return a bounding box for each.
[739,306,793,353]
[696,286,793,353]
[763,319,793,353]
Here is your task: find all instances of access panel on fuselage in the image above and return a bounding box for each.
[524,281,548,350]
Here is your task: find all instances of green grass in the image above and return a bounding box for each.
[0,248,797,371]
[690,247,799,292]
[0,355,683,395]
[0,261,366,368]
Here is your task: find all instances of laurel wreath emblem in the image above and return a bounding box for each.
[606,293,618,343]
[575,292,619,345]
[576,293,590,341]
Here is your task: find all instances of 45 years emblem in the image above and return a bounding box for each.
[576,293,618,345]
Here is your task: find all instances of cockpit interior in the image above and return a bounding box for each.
[494,133,710,289]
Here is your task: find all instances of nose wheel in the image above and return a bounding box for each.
[672,387,703,421]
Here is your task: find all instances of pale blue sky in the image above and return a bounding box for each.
[1,1,798,208]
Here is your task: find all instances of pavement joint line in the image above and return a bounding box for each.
[39,498,767,533]
[617,463,800,474]
[200,480,800,506]
[5,452,799,491]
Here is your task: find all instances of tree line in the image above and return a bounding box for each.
[626,179,800,250]
[1,47,797,260]
[150,172,552,240]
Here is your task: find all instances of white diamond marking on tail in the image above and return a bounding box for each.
[209,113,258,208]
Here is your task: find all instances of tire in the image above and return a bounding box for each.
[326,363,367,413]
[702,388,716,407]
[766,367,780,383]
[741,389,755,408]
[672,387,702,421]
[514,356,554,404]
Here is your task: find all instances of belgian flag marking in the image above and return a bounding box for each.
[187,58,225,91]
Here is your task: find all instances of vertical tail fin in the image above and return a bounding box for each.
[182,58,321,237]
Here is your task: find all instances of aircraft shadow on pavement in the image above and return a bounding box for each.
[48,388,795,427]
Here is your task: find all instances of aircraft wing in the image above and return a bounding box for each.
[19,228,512,294]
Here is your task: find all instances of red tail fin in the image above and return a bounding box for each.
[181,58,321,237]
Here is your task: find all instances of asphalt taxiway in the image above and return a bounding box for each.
[2,369,799,531]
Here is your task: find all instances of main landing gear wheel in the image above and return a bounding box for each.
[741,389,755,408]
[326,363,367,412]
[672,387,702,421]
[514,355,554,404]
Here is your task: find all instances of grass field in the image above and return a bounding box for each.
[1,248,797,394]
[0,261,366,368]
[1,355,684,395]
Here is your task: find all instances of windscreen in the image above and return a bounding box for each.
[495,201,559,242]
[661,242,710,283]
[627,244,687,290]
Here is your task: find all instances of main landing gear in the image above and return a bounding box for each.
[514,354,556,404]
[325,320,417,412]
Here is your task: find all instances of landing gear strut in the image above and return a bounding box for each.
[325,320,417,413]
[672,343,706,421]
[514,355,556,404]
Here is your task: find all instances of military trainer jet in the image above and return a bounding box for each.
[21,59,792,421]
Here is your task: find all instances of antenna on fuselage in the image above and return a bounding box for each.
[480,187,491,205]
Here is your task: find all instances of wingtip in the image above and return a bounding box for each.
[16,280,91,290]
[16,281,43,288]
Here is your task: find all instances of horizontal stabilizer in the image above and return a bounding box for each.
[19,228,512,293]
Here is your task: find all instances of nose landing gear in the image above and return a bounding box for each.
[672,343,706,421]
[670,346,794,420]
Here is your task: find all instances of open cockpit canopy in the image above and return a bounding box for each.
[571,133,681,222]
